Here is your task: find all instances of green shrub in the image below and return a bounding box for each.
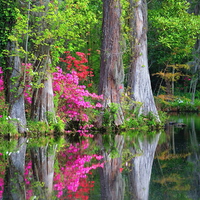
[0,116,18,135]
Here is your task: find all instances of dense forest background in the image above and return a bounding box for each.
[0,0,200,133]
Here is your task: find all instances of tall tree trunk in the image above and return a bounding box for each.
[128,0,159,119]
[5,42,27,133]
[30,0,55,123]
[99,0,124,126]
[31,52,55,122]
[3,137,27,200]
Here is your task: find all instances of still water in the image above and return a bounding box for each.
[0,113,200,199]
[150,113,200,200]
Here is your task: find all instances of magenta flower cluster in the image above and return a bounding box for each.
[53,67,103,122]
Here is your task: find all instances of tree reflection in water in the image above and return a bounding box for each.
[0,135,104,199]
[150,114,200,200]
[96,132,160,200]
[0,130,162,200]
[3,137,27,200]
[128,133,160,200]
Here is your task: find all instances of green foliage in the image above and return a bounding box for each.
[8,0,101,65]
[27,120,50,135]
[102,103,120,127]
[0,137,17,160]
[155,95,200,112]
[0,115,18,135]
[120,93,162,131]
[102,133,120,159]
[148,0,200,95]
[50,116,65,134]
[0,0,17,54]
[148,0,200,64]
[27,115,66,135]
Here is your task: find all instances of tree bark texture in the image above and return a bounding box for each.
[129,133,160,200]
[31,55,55,122]
[3,137,27,200]
[128,0,159,119]
[30,144,57,199]
[5,42,27,133]
[97,135,125,200]
[30,0,55,122]
[99,0,124,125]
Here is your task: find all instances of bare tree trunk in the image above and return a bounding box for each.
[3,137,27,200]
[98,0,124,126]
[30,144,57,199]
[128,0,159,119]
[5,42,27,133]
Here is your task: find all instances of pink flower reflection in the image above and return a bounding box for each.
[54,140,103,198]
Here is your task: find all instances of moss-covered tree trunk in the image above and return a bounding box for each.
[98,0,124,126]
[128,0,159,119]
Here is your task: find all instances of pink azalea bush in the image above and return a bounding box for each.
[0,51,103,123]
[53,67,102,122]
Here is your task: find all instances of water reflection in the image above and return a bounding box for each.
[0,129,163,199]
[3,137,27,200]
[150,113,200,200]
[97,134,124,200]
[187,115,200,199]
[128,133,160,200]
[30,144,57,199]
[95,132,160,200]
[0,135,104,199]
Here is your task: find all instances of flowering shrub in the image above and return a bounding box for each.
[66,177,95,200]
[53,67,102,122]
[60,51,93,81]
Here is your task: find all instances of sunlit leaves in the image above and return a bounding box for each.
[148,0,200,64]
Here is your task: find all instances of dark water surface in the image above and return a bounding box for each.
[149,113,200,200]
[0,113,200,199]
